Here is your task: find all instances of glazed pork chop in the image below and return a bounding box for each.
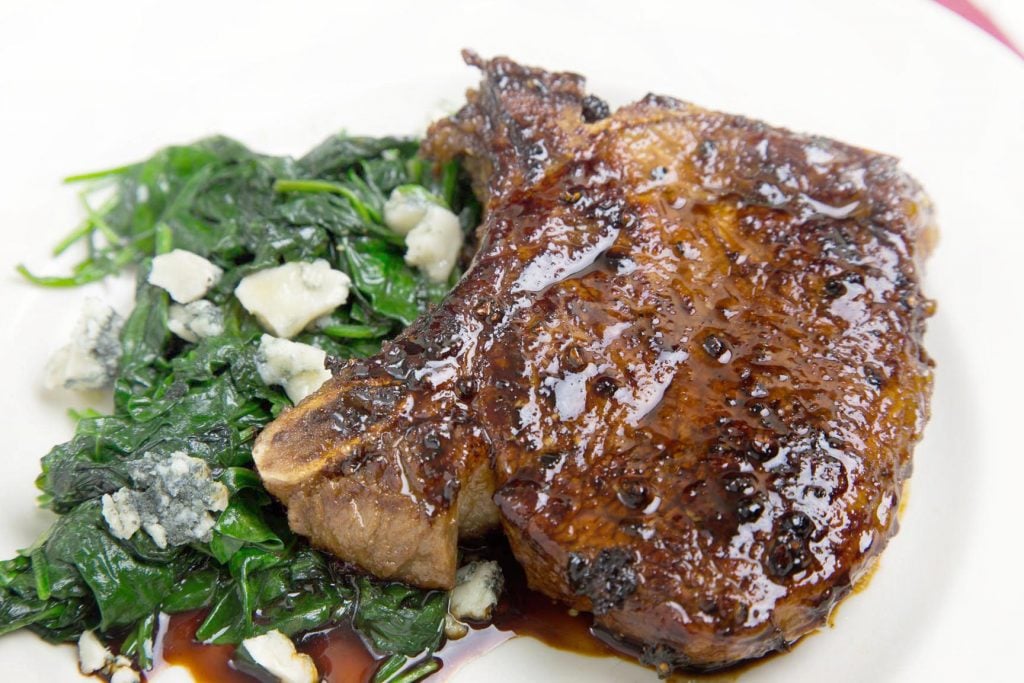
[254,52,935,671]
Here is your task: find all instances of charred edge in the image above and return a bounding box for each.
[322,446,371,478]
[581,94,611,123]
[566,548,638,615]
[324,355,346,376]
[592,630,746,678]
[641,642,690,679]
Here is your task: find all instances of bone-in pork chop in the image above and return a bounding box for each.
[253,52,935,671]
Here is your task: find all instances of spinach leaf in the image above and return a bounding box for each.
[354,577,447,657]
[195,546,350,644]
[43,502,180,630]
[297,135,418,179]
[121,612,158,670]
[344,237,452,326]
[162,567,221,614]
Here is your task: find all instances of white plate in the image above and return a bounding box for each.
[1,0,1021,680]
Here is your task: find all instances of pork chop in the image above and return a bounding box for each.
[253,52,935,672]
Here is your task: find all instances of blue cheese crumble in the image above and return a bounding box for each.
[450,560,504,621]
[384,187,463,283]
[148,249,223,303]
[77,630,139,682]
[238,630,318,683]
[44,298,123,391]
[77,629,111,674]
[255,334,332,404]
[168,300,224,342]
[101,451,229,549]
[383,184,443,234]
[234,259,352,338]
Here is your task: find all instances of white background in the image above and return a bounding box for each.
[975,0,1024,50]
[0,1,1021,681]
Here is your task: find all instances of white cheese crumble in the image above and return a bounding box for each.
[443,613,469,640]
[256,335,332,404]
[148,249,223,304]
[110,662,141,683]
[78,629,111,674]
[101,451,229,549]
[239,630,318,683]
[77,631,141,682]
[449,560,504,622]
[404,205,463,283]
[383,185,441,235]
[384,187,464,282]
[234,260,351,338]
[168,300,224,342]
[102,488,142,541]
[44,298,123,391]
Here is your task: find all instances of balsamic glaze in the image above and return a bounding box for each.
[144,539,761,682]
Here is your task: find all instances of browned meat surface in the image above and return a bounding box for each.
[254,52,935,672]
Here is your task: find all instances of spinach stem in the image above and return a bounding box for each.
[372,654,405,682]
[30,550,51,601]
[155,223,174,254]
[51,219,96,256]
[386,657,441,683]
[16,263,98,288]
[80,195,122,246]
[321,323,391,340]
[63,163,136,184]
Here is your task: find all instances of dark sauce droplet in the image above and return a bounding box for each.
[325,356,346,376]
[736,495,766,522]
[780,511,814,538]
[594,376,619,397]
[455,377,478,399]
[823,277,846,299]
[722,473,758,497]
[767,541,797,578]
[702,334,728,360]
[563,345,586,373]
[539,452,564,469]
[699,594,719,615]
[422,431,442,452]
[616,478,651,510]
[864,365,886,389]
[581,94,611,123]
[766,511,816,578]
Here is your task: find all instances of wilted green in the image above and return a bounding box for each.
[2,132,479,679]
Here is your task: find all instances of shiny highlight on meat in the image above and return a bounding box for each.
[254,52,935,672]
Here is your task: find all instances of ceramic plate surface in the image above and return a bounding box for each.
[0,1,1021,680]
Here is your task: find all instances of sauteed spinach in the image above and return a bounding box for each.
[1,132,478,681]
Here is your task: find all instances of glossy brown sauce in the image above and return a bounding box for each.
[152,612,378,683]
[433,551,615,678]
[156,611,251,683]
[143,505,894,682]
[447,543,744,682]
[825,482,907,628]
[145,540,758,682]
[297,623,379,683]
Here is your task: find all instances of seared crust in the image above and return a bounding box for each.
[255,53,935,671]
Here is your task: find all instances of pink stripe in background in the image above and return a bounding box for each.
[934,0,1024,58]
